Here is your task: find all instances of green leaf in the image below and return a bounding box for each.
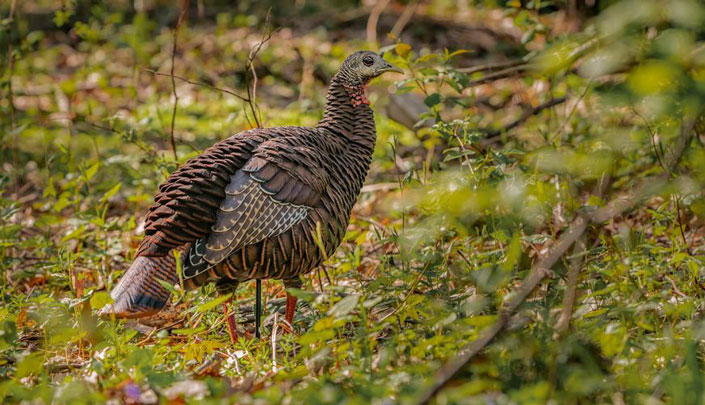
[100,182,122,205]
[82,162,100,181]
[424,93,441,107]
[61,225,85,242]
[43,178,56,199]
[89,291,113,310]
[419,67,438,76]
[15,352,44,378]
[327,294,360,318]
[156,279,178,295]
[197,293,232,313]
[395,86,415,94]
[447,49,470,59]
[172,325,206,335]
[299,329,335,345]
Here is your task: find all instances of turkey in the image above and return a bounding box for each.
[100,51,402,341]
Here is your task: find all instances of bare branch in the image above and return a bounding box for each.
[554,235,586,335]
[457,59,527,75]
[415,117,696,405]
[457,36,604,85]
[145,69,249,101]
[462,64,533,86]
[168,0,190,161]
[6,0,18,198]
[389,0,419,39]
[6,0,17,131]
[243,10,276,128]
[416,215,589,405]
[366,0,391,44]
[486,97,568,137]
[550,80,593,143]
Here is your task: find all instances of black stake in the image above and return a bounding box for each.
[255,279,262,339]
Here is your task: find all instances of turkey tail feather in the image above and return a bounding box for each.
[100,255,178,318]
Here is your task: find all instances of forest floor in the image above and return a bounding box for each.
[3,2,705,404]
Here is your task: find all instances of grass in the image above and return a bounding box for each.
[4,1,705,404]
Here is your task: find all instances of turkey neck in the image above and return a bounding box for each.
[317,75,376,153]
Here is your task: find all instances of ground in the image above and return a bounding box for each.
[3,1,705,404]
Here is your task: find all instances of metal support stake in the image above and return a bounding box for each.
[255,279,262,339]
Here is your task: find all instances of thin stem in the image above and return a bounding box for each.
[168,0,190,161]
[145,69,249,101]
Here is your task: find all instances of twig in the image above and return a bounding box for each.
[457,36,604,83]
[484,97,568,138]
[6,0,17,130]
[366,0,391,44]
[633,109,667,174]
[379,262,430,323]
[457,59,527,75]
[321,265,333,286]
[664,274,688,299]
[554,235,585,336]
[243,10,275,128]
[271,313,279,369]
[452,123,477,174]
[6,0,17,197]
[635,111,693,253]
[674,195,691,253]
[415,117,696,405]
[550,80,592,143]
[359,182,400,193]
[316,268,324,292]
[417,214,589,405]
[462,64,533,86]
[145,69,249,101]
[168,0,190,161]
[389,0,419,39]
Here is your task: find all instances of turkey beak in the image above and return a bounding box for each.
[379,62,403,74]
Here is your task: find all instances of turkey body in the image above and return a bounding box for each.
[104,68,379,318]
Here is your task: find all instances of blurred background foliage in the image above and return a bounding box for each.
[2,0,705,403]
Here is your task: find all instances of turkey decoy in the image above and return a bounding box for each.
[100,51,402,342]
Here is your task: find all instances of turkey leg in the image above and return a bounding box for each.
[222,298,239,344]
[282,278,302,333]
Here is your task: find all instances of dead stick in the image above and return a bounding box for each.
[168,0,189,161]
[389,0,419,39]
[554,235,586,335]
[145,69,249,101]
[243,10,275,128]
[6,0,17,130]
[366,0,390,44]
[457,59,527,74]
[415,117,696,405]
[416,215,589,405]
[555,172,610,336]
[485,97,568,137]
[6,0,17,198]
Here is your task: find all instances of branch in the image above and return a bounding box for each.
[144,69,249,101]
[5,0,17,197]
[457,36,604,86]
[243,10,275,128]
[416,215,589,405]
[485,96,568,138]
[554,234,586,336]
[463,64,533,87]
[389,0,419,39]
[6,0,17,131]
[457,59,527,75]
[415,117,696,405]
[168,0,190,161]
[366,0,391,44]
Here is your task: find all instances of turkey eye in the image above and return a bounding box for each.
[362,56,374,66]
